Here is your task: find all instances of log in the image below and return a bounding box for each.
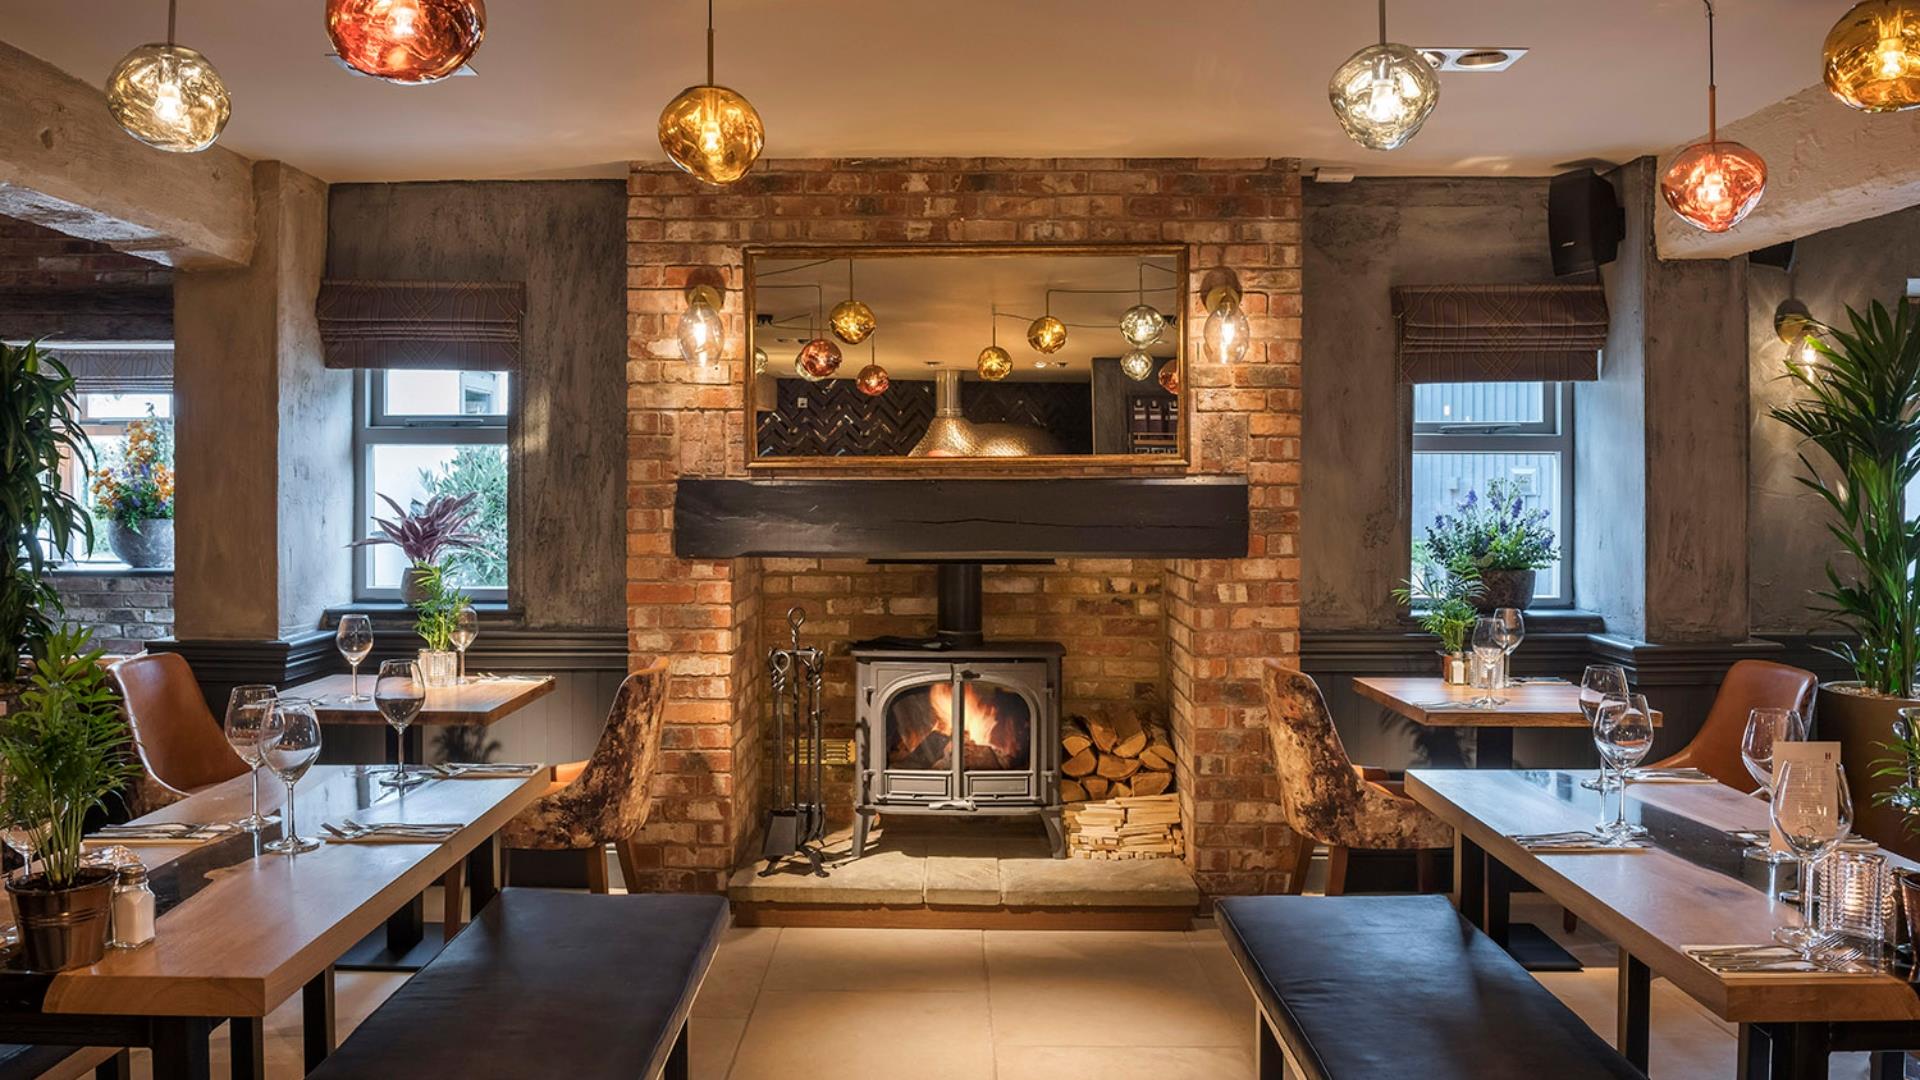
[1061,717,1093,758]
[1096,753,1143,780]
[1141,723,1175,769]
[1130,770,1172,797]
[1088,709,1120,753]
[1059,778,1088,803]
[1109,779,1133,798]
[1081,776,1111,800]
[1108,709,1147,758]
[1061,747,1097,778]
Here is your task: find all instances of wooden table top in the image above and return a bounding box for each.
[1352,676,1662,729]
[284,673,556,726]
[1406,768,1920,1024]
[8,765,546,1019]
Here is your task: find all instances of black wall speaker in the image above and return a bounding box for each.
[1549,169,1625,277]
[1750,241,1797,271]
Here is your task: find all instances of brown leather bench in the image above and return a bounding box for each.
[1217,895,1645,1079]
[309,889,728,1080]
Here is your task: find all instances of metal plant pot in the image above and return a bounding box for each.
[1818,682,1920,861]
[7,867,116,972]
[1470,569,1536,614]
[105,518,173,569]
[402,566,430,607]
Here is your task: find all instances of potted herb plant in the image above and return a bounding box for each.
[1393,558,1481,683]
[1422,478,1558,613]
[348,492,479,606]
[1771,297,1920,857]
[412,562,466,689]
[0,627,139,970]
[0,341,93,710]
[88,412,174,569]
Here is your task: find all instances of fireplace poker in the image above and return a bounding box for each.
[760,606,830,877]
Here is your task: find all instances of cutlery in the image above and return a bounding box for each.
[96,821,202,833]
[336,819,463,835]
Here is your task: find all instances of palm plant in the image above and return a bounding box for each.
[1770,298,1920,698]
[0,342,93,681]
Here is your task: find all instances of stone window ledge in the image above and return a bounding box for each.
[50,564,174,578]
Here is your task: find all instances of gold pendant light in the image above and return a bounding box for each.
[106,0,231,153]
[659,0,764,185]
[829,261,876,344]
[1661,1,1767,234]
[1027,301,1067,354]
[1329,0,1440,151]
[1824,1,1920,112]
[977,310,1012,381]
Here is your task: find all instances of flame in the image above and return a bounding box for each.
[928,683,1022,759]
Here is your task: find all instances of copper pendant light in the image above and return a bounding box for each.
[327,0,485,84]
[856,339,890,397]
[106,0,231,153]
[659,0,764,185]
[1158,362,1181,396]
[1661,1,1767,234]
[795,338,841,381]
[1824,0,1920,112]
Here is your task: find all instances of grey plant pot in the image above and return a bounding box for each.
[105,518,173,569]
[1470,569,1536,613]
[1817,682,1920,862]
[402,566,430,607]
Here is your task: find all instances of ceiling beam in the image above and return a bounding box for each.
[1656,83,1920,260]
[0,40,254,268]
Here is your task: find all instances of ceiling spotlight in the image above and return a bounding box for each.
[1330,0,1441,151]
[106,0,230,153]
[1824,0,1920,112]
[1661,1,1766,233]
[658,0,764,185]
[676,285,725,367]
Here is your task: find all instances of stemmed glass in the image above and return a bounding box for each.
[1740,707,1807,863]
[224,685,281,832]
[336,614,374,703]
[1770,758,1853,958]
[262,701,323,854]
[451,604,478,684]
[1492,608,1524,681]
[1594,694,1656,843]
[374,660,428,789]
[1469,617,1505,707]
[1578,664,1631,794]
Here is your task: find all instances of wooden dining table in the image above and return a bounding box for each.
[0,765,546,1080]
[1352,676,1661,769]
[1407,767,1920,1078]
[283,672,556,764]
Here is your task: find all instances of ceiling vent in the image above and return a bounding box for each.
[1418,47,1528,73]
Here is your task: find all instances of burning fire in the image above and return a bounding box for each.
[889,683,1030,772]
[931,683,1022,762]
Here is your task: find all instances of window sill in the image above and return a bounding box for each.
[50,564,174,578]
[1403,607,1606,635]
[320,601,522,632]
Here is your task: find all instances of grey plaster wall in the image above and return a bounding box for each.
[1301,177,1557,631]
[325,181,627,631]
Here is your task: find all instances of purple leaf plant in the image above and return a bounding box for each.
[347,492,481,566]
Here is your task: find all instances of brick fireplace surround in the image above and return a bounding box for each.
[623,158,1303,898]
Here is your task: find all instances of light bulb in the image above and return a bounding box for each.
[677,292,724,367]
[1204,291,1251,364]
[106,43,231,153]
[1120,348,1155,381]
[1329,42,1439,150]
[1825,1,1920,111]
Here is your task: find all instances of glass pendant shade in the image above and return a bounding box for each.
[676,289,725,367]
[752,345,769,376]
[1824,0,1920,111]
[1158,363,1181,395]
[1119,304,1166,348]
[1661,140,1767,233]
[1120,348,1156,382]
[855,363,890,397]
[795,338,842,381]
[829,299,877,344]
[326,0,485,84]
[1329,42,1440,151]
[106,43,230,152]
[1027,315,1068,354]
[660,84,764,185]
[1204,292,1252,364]
[977,346,1013,382]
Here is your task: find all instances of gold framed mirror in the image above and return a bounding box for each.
[745,244,1188,469]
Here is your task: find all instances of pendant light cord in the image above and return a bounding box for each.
[706,0,716,86]
[167,0,177,45]
[1378,0,1387,45]
[1703,0,1718,140]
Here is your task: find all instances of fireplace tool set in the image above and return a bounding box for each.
[761,607,830,877]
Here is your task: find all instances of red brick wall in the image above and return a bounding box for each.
[624,158,1303,896]
[0,214,170,287]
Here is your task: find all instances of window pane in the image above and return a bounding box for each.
[1413,382,1544,426]
[1412,450,1564,599]
[82,393,172,420]
[381,371,510,417]
[364,443,508,591]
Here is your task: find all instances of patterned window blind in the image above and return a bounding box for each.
[1393,284,1608,383]
[317,280,525,371]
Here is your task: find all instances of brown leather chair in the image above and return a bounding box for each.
[110,653,250,803]
[1263,661,1452,896]
[500,659,669,893]
[1651,659,1818,792]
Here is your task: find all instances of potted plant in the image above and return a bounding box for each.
[1421,478,1558,613]
[412,561,466,689]
[88,412,174,569]
[1771,297,1920,857]
[1393,558,1481,683]
[347,492,480,605]
[0,627,139,970]
[0,341,94,710]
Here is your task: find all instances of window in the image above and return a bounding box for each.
[1412,381,1573,605]
[54,391,175,565]
[354,370,509,600]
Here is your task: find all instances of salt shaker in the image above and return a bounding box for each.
[108,864,156,949]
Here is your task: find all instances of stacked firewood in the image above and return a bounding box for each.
[1057,707,1175,802]
[1064,794,1184,860]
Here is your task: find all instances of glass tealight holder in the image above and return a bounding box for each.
[1818,849,1890,945]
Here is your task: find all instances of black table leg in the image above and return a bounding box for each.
[1873,1051,1906,1080]
[149,1018,212,1080]
[1256,1011,1286,1080]
[1616,950,1649,1073]
[1486,857,1513,948]
[468,831,500,914]
[93,1049,131,1080]
[228,1016,266,1080]
[1769,1022,1831,1080]
[1738,1024,1769,1080]
[1456,835,1486,931]
[664,1021,691,1080]
[304,965,336,1072]
[386,892,426,955]
[1476,727,1515,770]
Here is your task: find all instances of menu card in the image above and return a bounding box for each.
[1769,740,1842,851]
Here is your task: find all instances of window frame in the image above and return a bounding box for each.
[1410,382,1576,609]
[352,370,510,603]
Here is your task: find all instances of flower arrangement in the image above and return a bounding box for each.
[87,414,173,532]
[1423,478,1558,574]
[348,492,480,567]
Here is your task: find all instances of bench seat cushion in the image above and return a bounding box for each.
[1216,895,1643,1080]
[311,889,728,1080]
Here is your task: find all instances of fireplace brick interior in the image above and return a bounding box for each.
[623,158,1303,896]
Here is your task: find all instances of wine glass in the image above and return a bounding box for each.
[374,660,428,789]
[1594,694,1656,843]
[1770,758,1853,958]
[1469,617,1505,707]
[336,614,374,703]
[224,685,280,832]
[1492,608,1524,683]
[1578,664,1631,793]
[451,604,478,683]
[262,701,323,854]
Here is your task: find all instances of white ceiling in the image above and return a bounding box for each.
[0,0,1846,183]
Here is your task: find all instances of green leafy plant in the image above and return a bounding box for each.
[1872,713,1920,821]
[1394,561,1482,653]
[421,447,506,588]
[1770,298,1920,698]
[0,341,93,680]
[1422,478,1558,574]
[0,627,138,888]
[412,561,466,652]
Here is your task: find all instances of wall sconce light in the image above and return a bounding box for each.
[1203,285,1251,364]
[1774,298,1826,367]
[677,284,725,367]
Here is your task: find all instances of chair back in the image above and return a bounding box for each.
[1658,659,1819,791]
[564,659,672,839]
[109,653,249,796]
[1262,661,1373,839]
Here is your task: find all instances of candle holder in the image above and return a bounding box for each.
[1819,850,1890,944]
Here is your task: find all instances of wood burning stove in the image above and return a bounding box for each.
[851,564,1066,858]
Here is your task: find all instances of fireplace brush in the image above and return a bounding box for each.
[760,606,829,877]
